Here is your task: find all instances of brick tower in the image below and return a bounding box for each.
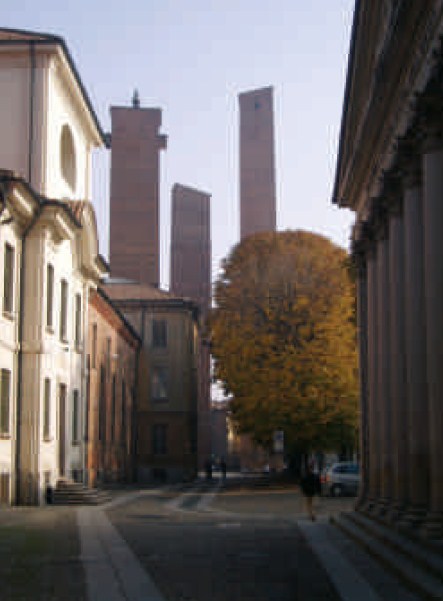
[109,93,167,286]
[170,183,211,469]
[239,86,276,239]
[170,184,211,314]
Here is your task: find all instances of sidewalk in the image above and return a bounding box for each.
[78,505,165,601]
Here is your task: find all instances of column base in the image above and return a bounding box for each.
[419,512,443,540]
[396,504,428,535]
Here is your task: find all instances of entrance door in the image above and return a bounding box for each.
[58,383,67,477]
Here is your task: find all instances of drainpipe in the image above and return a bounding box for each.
[15,205,41,505]
[28,42,36,186]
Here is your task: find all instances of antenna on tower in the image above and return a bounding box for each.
[132,89,140,108]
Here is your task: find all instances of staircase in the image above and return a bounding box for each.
[333,511,443,599]
[51,479,112,506]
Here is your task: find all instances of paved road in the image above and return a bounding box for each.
[105,482,351,601]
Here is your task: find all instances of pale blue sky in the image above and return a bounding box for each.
[3,0,355,289]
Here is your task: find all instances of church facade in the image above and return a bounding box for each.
[334,2,443,536]
[0,29,109,504]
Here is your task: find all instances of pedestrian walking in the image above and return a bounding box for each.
[220,458,227,482]
[300,462,321,520]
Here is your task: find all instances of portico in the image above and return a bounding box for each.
[333,2,443,537]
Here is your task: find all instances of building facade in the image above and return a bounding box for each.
[0,173,107,505]
[109,100,167,287]
[170,183,211,469]
[105,281,200,483]
[239,86,276,240]
[334,1,443,537]
[0,29,108,505]
[86,287,140,487]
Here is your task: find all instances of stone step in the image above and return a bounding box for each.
[333,513,443,600]
[51,480,112,506]
[346,512,443,583]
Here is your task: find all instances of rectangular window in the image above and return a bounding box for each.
[121,381,126,443]
[151,366,168,402]
[74,293,81,349]
[152,319,167,348]
[43,378,51,440]
[72,389,79,444]
[98,366,105,442]
[106,337,111,373]
[111,375,116,441]
[46,264,54,329]
[152,424,168,455]
[91,324,97,369]
[3,243,14,315]
[0,369,11,435]
[60,279,68,341]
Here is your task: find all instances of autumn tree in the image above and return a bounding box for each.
[210,230,358,457]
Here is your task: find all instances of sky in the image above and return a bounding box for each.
[3,0,355,290]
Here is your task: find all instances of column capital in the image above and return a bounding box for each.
[380,171,403,217]
[415,93,443,153]
[395,133,422,189]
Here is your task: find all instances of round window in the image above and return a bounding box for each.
[60,124,76,191]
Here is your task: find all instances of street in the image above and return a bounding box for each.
[0,479,422,601]
[105,480,353,601]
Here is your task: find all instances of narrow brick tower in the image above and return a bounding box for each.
[170,184,211,315]
[109,92,167,286]
[170,183,212,469]
[239,86,276,239]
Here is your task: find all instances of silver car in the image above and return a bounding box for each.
[321,462,360,497]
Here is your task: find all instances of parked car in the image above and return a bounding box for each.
[321,462,360,497]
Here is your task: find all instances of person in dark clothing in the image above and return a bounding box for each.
[205,459,213,481]
[220,458,227,482]
[300,463,321,520]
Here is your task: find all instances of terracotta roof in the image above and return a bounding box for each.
[0,28,56,42]
[104,280,185,302]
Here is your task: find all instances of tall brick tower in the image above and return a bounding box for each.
[170,183,212,469]
[109,93,167,286]
[170,184,211,315]
[239,86,276,239]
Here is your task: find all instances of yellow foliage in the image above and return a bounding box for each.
[210,230,359,451]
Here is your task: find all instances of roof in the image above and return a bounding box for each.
[0,27,107,147]
[104,280,187,302]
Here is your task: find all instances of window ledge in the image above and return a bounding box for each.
[0,433,11,439]
[2,310,14,321]
[46,326,54,335]
[43,436,53,443]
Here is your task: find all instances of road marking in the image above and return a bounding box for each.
[78,507,166,601]
[297,519,382,601]
[195,481,222,511]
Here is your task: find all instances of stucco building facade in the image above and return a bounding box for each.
[0,29,108,504]
[334,1,443,537]
[86,287,140,487]
[105,281,200,483]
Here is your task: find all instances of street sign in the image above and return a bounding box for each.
[273,430,284,453]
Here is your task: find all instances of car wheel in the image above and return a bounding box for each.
[331,484,343,497]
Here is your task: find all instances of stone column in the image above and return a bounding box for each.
[402,168,429,518]
[422,137,443,530]
[376,231,392,508]
[355,249,369,507]
[388,200,408,513]
[366,246,380,505]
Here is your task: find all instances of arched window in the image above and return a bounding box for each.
[60,124,76,191]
